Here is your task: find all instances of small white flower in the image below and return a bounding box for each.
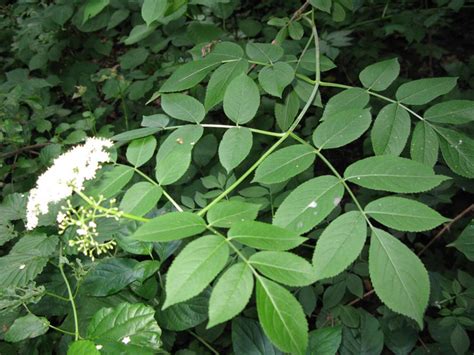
[121,336,131,345]
[76,229,87,236]
[307,201,317,208]
[95,344,103,350]
[26,137,113,230]
[19,264,26,270]
[88,221,97,228]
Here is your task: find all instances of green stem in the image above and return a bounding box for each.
[201,124,285,137]
[48,324,78,337]
[188,331,220,355]
[45,291,70,302]
[59,246,80,341]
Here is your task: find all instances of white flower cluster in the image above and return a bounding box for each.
[26,137,113,230]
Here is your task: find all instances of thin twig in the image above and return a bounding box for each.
[0,143,50,159]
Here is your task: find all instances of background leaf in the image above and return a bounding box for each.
[161,93,205,123]
[219,127,253,172]
[207,200,259,228]
[126,136,157,167]
[224,74,260,124]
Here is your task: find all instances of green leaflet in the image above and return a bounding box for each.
[163,235,229,308]
[83,0,109,24]
[359,58,400,91]
[232,317,282,354]
[223,74,260,124]
[371,103,410,156]
[307,326,342,355]
[258,62,295,98]
[396,77,457,105]
[161,93,205,123]
[246,42,284,63]
[424,100,474,124]
[141,0,167,26]
[228,221,307,251]
[126,135,157,167]
[256,277,308,354]
[365,196,449,232]
[275,90,300,131]
[273,175,344,234]
[313,211,367,280]
[253,144,316,184]
[208,263,254,327]
[218,127,253,172]
[68,340,100,355]
[369,228,429,328]
[313,108,372,149]
[88,165,134,199]
[249,251,316,286]
[322,88,369,119]
[435,126,474,178]
[448,221,474,261]
[120,182,162,217]
[132,212,206,242]
[4,314,49,342]
[344,155,449,193]
[207,200,260,228]
[410,121,439,167]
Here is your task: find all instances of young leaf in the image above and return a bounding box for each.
[208,263,254,328]
[253,145,315,184]
[218,127,253,172]
[4,314,49,342]
[344,155,449,193]
[161,93,205,123]
[313,211,367,280]
[246,42,284,63]
[410,121,439,167]
[250,251,316,286]
[163,235,229,308]
[322,88,369,119]
[205,60,248,110]
[448,221,474,261]
[365,196,449,232]
[369,228,429,328]
[160,57,222,92]
[126,135,157,167]
[396,77,457,105]
[87,302,162,352]
[275,90,300,131]
[120,182,162,217]
[141,0,167,26]
[232,317,282,354]
[68,340,100,355]
[359,58,400,91]
[207,200,260,228]
[424,100,474,124]
[223,74,260,124]
[436,126,474,178]
[256,277,308,354]
[83,0,109,24]
[273,175,344,234]
[258,62,295,98]
[228,221,307,251]
[132,212,206,242]
[313,108,372,149]
[371,103,410,156]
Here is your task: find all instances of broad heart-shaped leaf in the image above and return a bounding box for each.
[307,326,343,355]
[4,314,49,342]
[275,90,300,131]
[322,88,369,119]
[344,155,449,193]
[371,103,410,156]
[410,121,439,167]
[0,234,58,288]
[313,211,367,280]
[256,277,308,354]
[273,175,344,234]
[228,221,307,251]
[126,135,157,167]
[250,251,316,287]
[159,56,221,93]
[132,212,206,242]
[313,108,372,149]
[163,235,229,308]
[258,62,295,98]
[359,58,400,91]
[67,340,100,355]
[369,228,429,328]
[425,100,474,125]
[449,221,474,261]
[365,196,449,232]
[120,182,162,217]
[141,0,167,26]
[205,59,248,110]
[254,145,315,184]
[224,74,260,124]
[83,0,109,24]
[396,77,458,105]
[207,200,259,228]
[87,302,162,352]
[161,93,205,123]
[232,317,283,355]
[435,126,474,178]
[245,42,284,63]
[219,127,253,172]
[88,165,134,199]
[208,263,254,328]
[155,125,203,185]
